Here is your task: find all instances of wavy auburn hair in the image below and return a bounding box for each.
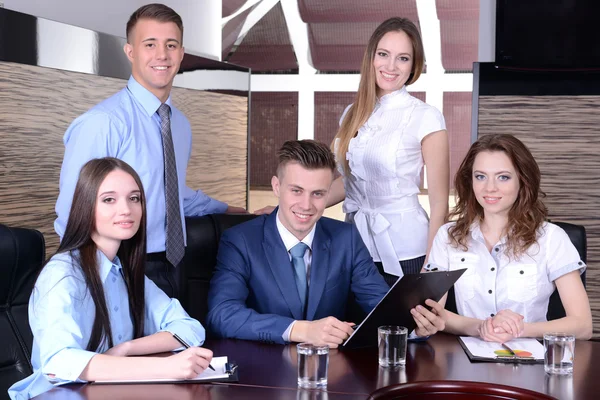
[448,134,547,259]
[333,17,425,175]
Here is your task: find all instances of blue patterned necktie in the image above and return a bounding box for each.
[158,104,185,267]
[290,242,309,312]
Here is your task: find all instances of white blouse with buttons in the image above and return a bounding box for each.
[335,87,446,278]
[427,221,586,323]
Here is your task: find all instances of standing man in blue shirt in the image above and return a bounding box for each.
[55,3,245,298]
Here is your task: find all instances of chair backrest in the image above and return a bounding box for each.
[0,224,45,398]
[367,380,557,400]
[181,214,257,326]
[444,221,587,321]
[546,221,586,320]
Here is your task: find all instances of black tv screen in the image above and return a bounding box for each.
[496,0,600,69]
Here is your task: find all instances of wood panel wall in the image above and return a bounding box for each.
[0,61,247,254]
[478,95,600,336]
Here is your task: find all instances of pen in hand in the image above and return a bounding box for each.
[172,333,215,371]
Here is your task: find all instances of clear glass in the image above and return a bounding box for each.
[297,343,329,388]
[378,325,408,367]
[544,332,575,375]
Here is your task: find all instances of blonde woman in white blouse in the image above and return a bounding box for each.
[427,134,592,341]
[329,17,449,285]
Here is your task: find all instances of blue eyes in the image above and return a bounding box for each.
[474,174,511,181]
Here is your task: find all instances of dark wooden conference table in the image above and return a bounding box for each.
[34,333,599,400]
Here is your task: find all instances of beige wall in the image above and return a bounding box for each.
[0,61,247,255]
[479,95,600,337]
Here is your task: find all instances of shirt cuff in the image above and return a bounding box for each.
[408,329,430,341]
[43,348,97,383]
[160,320,206,348]
[210,198,229,214]
[548,260,586,282]
[282,321,297,342]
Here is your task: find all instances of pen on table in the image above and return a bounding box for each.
[172,333,215,371]
[501,342,517,356]
[501,342,533,359]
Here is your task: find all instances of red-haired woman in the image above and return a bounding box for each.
[428,134,591,341]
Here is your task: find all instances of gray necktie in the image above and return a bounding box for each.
[158,104,185,267]
[290,242,309,312]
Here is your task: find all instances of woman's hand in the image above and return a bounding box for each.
[411,299,447,337]
[167,347,214,380]
[478,317,515,343]
[491,309,524,338]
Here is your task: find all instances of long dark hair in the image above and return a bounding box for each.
[54,157,147,351]
[448,134,547,259]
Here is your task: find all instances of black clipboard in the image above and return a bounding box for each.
[458,338,543,364]
[342,270,466,349]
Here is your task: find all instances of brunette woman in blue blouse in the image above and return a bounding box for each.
[9,158,211,399]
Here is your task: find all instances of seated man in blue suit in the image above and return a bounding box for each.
[207,140,445,347]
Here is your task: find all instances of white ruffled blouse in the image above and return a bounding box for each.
[336,87,446,277]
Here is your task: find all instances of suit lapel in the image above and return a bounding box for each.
[262,210,304,320]
[306,221,331,321]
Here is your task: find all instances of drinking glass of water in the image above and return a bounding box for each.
[378,326,408,367]
[544,332,575,375]
[297,343,329,388]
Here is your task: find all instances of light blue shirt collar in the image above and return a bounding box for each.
[126,76,172,118]
[97,250,122,283]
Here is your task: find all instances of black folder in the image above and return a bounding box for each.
[342,270,466,349]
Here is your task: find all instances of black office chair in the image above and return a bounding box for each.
[181,214,258,326]
[546,221,586,320]
[444,221,587,321]
[0,224,45,399]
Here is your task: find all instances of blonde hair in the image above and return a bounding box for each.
[332,17,424,175]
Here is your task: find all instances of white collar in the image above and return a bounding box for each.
[377,86,410,106]
[275,210,316,252]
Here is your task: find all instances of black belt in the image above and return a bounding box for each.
[146,251,167,262]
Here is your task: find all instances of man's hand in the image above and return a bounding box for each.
[411,299,446,337]
[226,205,248,214]
[103,341,131,357]
[478,317,515,343]
[167,347,213,380]
[291,317,355,348]
[490,309,524,338]
[253,205,276,215]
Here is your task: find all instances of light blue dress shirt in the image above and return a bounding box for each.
[54,76,228,253]
[8,250,205,400]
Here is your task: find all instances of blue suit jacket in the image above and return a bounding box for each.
[206,211,389,344]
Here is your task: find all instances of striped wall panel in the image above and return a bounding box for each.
[478,95,600,336]
[0,61,247,255]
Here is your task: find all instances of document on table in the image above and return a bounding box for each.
[459,337,545,364]
[93,356,234,384]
